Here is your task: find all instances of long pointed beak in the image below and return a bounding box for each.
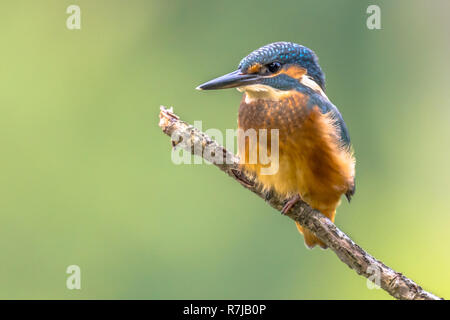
[196,70,260,90]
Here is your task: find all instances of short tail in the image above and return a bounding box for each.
[295,209,336,249]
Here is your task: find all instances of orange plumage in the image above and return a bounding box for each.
[238,90,355,248]
[196,42,356,248]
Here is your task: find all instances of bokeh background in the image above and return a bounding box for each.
[1,0,449,299]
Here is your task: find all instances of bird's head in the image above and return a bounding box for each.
[196,42,325,95]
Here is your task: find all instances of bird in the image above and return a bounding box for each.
[196,42,355,249]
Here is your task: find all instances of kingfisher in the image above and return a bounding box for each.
[196,42,355,249]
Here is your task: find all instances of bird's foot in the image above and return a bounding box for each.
[264,189,274,202]
[231,169,254,188]
[281,194,302,215]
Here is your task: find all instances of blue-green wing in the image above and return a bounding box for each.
[309,93,351,149]
[311,94,355,201]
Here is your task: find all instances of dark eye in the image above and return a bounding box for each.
[267,62,281,73]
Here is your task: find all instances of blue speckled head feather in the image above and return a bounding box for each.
[238,42,326,91]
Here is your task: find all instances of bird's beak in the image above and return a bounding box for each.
[196,70,260,90]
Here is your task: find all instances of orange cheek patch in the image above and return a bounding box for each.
[280,65,307,80]
[247,63,262,74]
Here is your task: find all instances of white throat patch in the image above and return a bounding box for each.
[237,84,289,103]
[237,77,328,104]
[300,76,328,99]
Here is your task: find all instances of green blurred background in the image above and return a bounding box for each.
[1,0,449,299]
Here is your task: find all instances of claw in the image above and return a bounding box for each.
[264,189,274,201]
[231,169,254,187]
[281,194,302,214]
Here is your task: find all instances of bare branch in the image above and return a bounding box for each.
[158,106,442,300]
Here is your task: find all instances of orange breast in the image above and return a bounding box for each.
[237,91,355,213]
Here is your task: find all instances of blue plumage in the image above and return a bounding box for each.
[239,42,350,148]
[197,42,357,247]
[238,42,326,91]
